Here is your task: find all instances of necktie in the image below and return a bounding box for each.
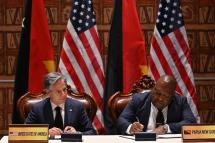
[156,109,164,127]
[54,106,64,130]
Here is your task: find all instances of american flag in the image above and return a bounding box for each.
[9,132,18,136]
[59,0,105,133]
[149,0,200,122]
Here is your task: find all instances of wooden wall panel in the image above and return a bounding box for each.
[0,0,214,135]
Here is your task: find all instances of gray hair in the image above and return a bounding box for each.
[44,72,67,90]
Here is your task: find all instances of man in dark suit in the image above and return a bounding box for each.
[25,72,96,136]
[117,75,197,135]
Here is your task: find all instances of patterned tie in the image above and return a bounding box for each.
[156,109,164,127]
[54,106,64,130]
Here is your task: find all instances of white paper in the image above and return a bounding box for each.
[158,134,182,138]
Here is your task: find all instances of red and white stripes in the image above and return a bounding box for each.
[59,20,105,133]
[150,26,200,123]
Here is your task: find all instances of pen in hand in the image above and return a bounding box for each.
[130,117,144,134]
[64,126,76,133]
[66,127,71,131]
[136,116,140,122]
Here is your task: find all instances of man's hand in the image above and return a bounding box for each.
[49,127,63,138]
[154,125,166,135]
[64,126,77,134]
[129,122,144,134]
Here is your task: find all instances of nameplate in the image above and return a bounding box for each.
[61,133,82,142]
[182,124,215,142]
[135,132,156,141]
[8,124,48,143]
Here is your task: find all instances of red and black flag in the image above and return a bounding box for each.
[12,0,55,123]
[104,0,148,133]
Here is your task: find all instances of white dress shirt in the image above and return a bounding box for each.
[126,103,171,134]
[51,102,65,126]
[146,103,168,132]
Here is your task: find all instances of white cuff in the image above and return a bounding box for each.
[126,124,132,134]
[166,124,172,133]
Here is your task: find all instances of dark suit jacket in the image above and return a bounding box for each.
[117,92,197,134]
[25,97,96,135]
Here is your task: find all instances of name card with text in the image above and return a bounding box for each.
[182,124,215,142]
[9,124,48,143]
